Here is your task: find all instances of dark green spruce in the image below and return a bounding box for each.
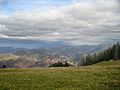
[80,42,120,66]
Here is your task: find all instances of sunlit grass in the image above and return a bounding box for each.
[0,60,120,90]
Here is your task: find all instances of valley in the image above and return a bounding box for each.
[0,44,110,68]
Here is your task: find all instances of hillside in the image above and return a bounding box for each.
[80,42,120,66]
[0,43,117,67]
[0,56,37,68]
[0,54,18,61]
[0,60,120,90]
[0,44,109,67]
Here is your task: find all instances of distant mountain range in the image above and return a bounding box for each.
[0,44,112,68]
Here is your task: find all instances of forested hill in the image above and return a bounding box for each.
[80,42,120,66]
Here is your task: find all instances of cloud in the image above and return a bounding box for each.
[0,0,120,45]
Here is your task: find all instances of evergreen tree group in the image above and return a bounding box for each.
[49,61,69,67]
[80,42,120,66]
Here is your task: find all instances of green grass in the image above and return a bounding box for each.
[0,60,120,90]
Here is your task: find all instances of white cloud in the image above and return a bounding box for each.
[0,0,120,45]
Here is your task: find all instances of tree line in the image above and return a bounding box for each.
[79,42,120,66]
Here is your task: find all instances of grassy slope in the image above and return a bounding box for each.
[0,60,120,90]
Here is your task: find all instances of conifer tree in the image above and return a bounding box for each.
[79,42,120,66]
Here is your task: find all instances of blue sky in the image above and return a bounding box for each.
[0,0,120,47]
[0,0,74,14]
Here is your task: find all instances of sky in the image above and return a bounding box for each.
[0,0,120,47]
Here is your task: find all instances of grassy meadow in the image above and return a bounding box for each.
[0,60,120,90]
